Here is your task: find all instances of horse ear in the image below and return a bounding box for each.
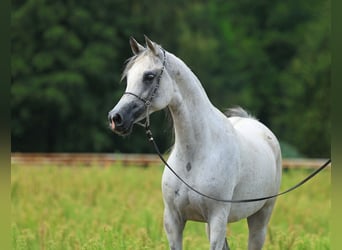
[129,36,144,55]
[144,35,158,55]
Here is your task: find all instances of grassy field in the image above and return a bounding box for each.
[11,164,330,250]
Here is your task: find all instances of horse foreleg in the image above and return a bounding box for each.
[164,207,185,250]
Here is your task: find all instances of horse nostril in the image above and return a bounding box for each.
[113,113,123,126]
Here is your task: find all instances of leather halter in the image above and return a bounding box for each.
[123,48,166,128]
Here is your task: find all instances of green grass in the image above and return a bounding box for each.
[11,164,330,250]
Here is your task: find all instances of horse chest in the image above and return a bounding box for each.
[162,175,209,221]
[161,154,236,222]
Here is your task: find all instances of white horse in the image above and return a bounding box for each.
[108,36,282,250]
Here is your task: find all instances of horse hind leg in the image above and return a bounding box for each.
[223,237,230,250]
[205,222,230,250]
[247,199,276,250]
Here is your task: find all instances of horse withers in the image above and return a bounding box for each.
[108,36,282,250]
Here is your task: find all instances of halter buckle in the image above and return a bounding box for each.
[145,100,151,107]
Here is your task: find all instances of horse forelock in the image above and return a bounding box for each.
[121,52,152,82]
[121,47,163,82]
[121,55,138,81]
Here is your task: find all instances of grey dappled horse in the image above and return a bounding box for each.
[108,36,282,250]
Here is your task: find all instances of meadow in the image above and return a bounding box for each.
[11,163,330,250]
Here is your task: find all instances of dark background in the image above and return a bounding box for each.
[11,0,330,157]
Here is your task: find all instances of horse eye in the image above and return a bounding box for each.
[143,73,156,82]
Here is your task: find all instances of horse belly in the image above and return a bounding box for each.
[228,162,277,223]
[228,202,265,222]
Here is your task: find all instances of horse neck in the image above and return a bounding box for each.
[166,53,220,151]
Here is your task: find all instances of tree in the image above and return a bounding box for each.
[11,0,330,157]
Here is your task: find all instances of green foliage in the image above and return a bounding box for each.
[11,165,330,249]
[280,141,305,158]
[11,0,330,157]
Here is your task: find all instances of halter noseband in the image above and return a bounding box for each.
[123,48,167,128]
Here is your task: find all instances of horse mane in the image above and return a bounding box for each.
[224,106,254,119]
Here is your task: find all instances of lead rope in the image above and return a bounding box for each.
[144,123,331,203]
[130,47,331,203]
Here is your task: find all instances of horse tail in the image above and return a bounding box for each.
[224,106,252,118]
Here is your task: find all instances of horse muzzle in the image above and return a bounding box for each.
[108,100,146,136]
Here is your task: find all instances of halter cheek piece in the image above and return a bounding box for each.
[123,48,166,129]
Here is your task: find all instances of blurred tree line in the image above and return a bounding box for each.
[11,0,330,157]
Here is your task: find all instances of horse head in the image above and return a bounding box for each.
[108,36,173,135]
